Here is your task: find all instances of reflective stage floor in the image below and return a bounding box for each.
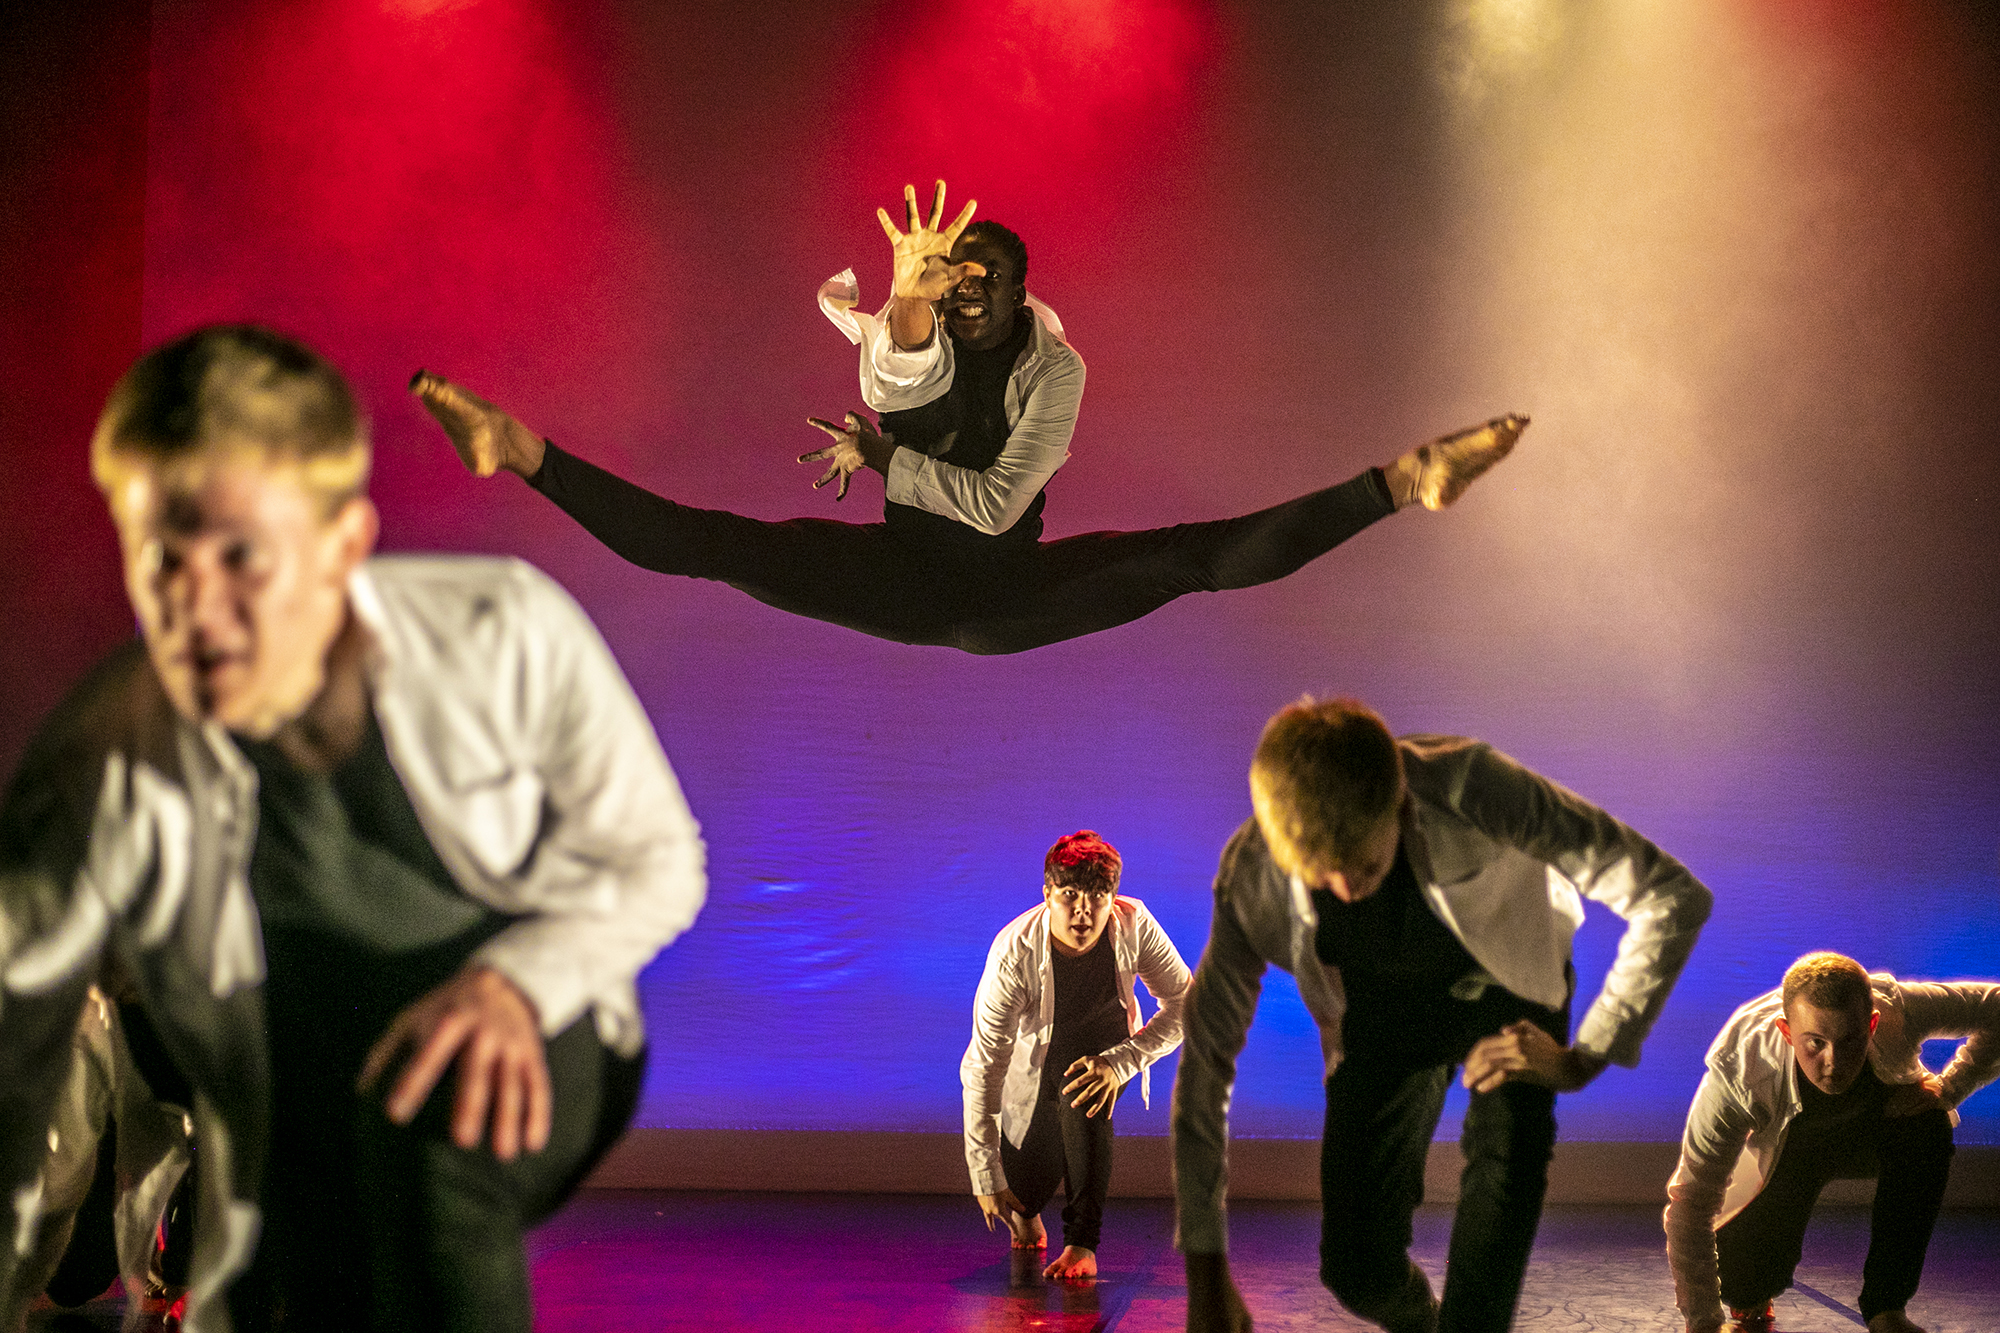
[529,1193,1999,1332]
[30,1193,2000,1330]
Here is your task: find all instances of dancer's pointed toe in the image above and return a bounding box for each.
[409,371,541,479]
[1414,412,1527,511]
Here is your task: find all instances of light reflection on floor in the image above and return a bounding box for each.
[27,1194,1999,1330]
[524,1192,2000,1333]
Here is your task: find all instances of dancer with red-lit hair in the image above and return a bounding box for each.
[963,831,1190,1281]
[414,182,1527,655]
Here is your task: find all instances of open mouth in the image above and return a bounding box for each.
[948,301,988,321]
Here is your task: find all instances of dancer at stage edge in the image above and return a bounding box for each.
[1664,952,2000,1333]
[412,180,1528,655]
[963,831,1191,1280]
[1172,697,1714,1333]
[0,325,706,1333]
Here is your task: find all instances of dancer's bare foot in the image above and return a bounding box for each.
[1867,1312,1927,1333]
[1043,1245,1096,1280]
[410,370,547,479]
[1724,1302,1773,1332]
[1384,413,1529,511]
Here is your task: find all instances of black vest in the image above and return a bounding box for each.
[880,313,1044,553]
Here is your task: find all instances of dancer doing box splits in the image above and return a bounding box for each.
[413,181,1527,655]
[963,831,1191,1280]
[1173,697,1713,1333]
[1665,952,2000,1333]
[0,325,706,1333]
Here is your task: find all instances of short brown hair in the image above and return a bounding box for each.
[92,324,370,521]
[1045,830,1121,897]
[1249,696,1403,881]
[1781,952,1872,1016]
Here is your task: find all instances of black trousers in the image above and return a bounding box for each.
[1715,1104,1954,1320]
[234,929,643,1333]
[999,1077,1124,1252]
[531,444,1396,655]
[1318,991,1569,1333]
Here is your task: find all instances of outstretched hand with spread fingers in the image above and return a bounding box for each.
[879,179,984,304]
[801,411,894,500]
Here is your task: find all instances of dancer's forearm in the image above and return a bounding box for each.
[889,296,936,351]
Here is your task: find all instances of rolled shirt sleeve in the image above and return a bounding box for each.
[1664,1069,1758,1327]
[1900,979,2000,1110]
[961,934,1032,1197]
[884,347,1083,536]
[1099,906,1191,1088]
[1448,742,1714,1067]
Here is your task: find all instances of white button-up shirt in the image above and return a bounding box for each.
[0,554,705,1332]
[1663,973,2000,1327]
[961,894,1190,1196]
[819,269,1086,536]
[1171,735,1714,1256]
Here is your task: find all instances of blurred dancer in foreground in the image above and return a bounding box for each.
[0,325,705,1332]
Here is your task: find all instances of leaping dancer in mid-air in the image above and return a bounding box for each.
[413,181,1527,655]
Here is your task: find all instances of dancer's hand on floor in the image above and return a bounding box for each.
[802,412,893,499]
[1885,1072,1946,1117]
[1462,1020,1607,1094]
[1062,1055,1124,1118]
[977,1188,1031,1233]
[359,964,552,1162]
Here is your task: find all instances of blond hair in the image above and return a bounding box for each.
[1248,696,1403,880]
[1781,951,1872,1016]
[92,324,370,521]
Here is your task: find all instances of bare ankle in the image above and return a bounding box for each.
[507,427,547,479]
[1383,452,1421,510]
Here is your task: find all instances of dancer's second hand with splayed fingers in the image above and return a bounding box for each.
[799,412,894,501]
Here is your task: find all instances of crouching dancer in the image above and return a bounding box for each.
[1665,952,2000,1333]
[1173,696,1713,1332]
[963,831,1191,1279]
[0,325,706,1332]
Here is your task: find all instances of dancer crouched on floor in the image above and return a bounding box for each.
[412,181,1527,655]
[1665,951,2000,1333]
[963,831,1191,1279]
[1174,696,1714,1333]
[0,324,706,1333]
